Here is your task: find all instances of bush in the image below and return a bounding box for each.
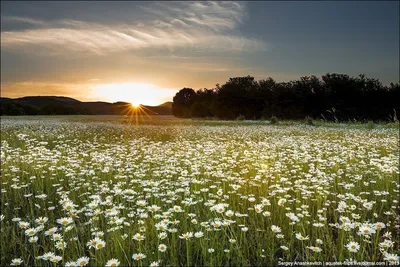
[305,116,314,126]
[270,116,279,125]
[236,115,246,121]
[367,121,375,130]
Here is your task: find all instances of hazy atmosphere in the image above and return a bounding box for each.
[1,1,399,105]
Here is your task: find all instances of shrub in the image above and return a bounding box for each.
[270,116,279,125]
[305,116,314,126]
[367,121,375,130]
[236,115,246,121]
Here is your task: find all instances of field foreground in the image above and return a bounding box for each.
[1,116,399,266]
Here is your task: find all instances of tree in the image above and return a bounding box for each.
[172,88,196,117]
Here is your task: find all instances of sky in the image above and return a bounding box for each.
[1,1,399,105]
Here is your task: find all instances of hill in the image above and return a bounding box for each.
[0,96,172,115]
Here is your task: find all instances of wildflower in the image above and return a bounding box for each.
[95,239,106,250]
[65,261,78,267]
[55,241,67,250]
[25,228,37,236]
[179,232,193,240]
[278,199,287,206]
[51,255,62,263]
[150,261,159,267]
[263,211,271,217]
[295,233,309,241]
[358,225,376,236]
[194,231,204,238]
[383,253,399,263]
[76,256,90,266]
[307,246,322,253]
[35,217,48,224]
[158,232,167,240]
[29,236,39,243]
[132,253,146,260]
[254,204,263,213]
[105,258,120,267]
[374,222,386,230]
[225,210,234,217]
[10,258,23,266]
[57,217,73,226]
[281,246,289,251]
[271,225,281,233]
[346,241,360,253]
[18,221,29,229]
[383,232,392,239]
[158,244,167,252]
[379,239,394,249]
[362,202,373,210]
[208,248,215,253]
[42,252,56,261]
[45,227,58,236]
[132,233,145,241]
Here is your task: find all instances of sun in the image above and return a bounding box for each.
[92,82,175,106]
[131,102,140,108]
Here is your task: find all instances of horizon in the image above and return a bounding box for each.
[1,94,172,106]
[1,1,399,105]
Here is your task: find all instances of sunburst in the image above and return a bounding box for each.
[122,103,155,126]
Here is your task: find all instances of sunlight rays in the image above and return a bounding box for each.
[122,102,155,126]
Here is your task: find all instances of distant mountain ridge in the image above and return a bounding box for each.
[0,96,173,115]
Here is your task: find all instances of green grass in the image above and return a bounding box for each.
[1,115,399,266]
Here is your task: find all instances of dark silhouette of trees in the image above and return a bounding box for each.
[172,73,400,122]
[172,88,197,117]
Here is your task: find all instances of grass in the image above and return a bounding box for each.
[1,115,399,266]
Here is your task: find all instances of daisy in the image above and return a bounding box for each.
[132,233,145,241]
[271,225,281,233]
[25,228,37,236]
[295,233,309,241]
[105,258,120,267]
[158,244,167,252]
[383,253,399,263]
[10,258,23,266]
[76,256,90,266]
[345,241,360,253]
[132,253,146,261]
[65,261,78,267]
[57,217,73,226]
[307,246,322,253]
[179,232,193,240]
[194,231,204,238]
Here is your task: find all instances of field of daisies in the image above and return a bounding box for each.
[1,116,399,266]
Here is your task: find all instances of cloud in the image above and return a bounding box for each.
[0,81,90,99]
[1,1,266,55]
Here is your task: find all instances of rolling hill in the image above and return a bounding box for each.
[0,96,173,115]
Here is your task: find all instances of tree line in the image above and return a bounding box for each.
[172,74,400,122]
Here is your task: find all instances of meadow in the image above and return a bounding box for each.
[1,116,399,266]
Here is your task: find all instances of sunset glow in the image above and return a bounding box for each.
[92,83,175,106]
